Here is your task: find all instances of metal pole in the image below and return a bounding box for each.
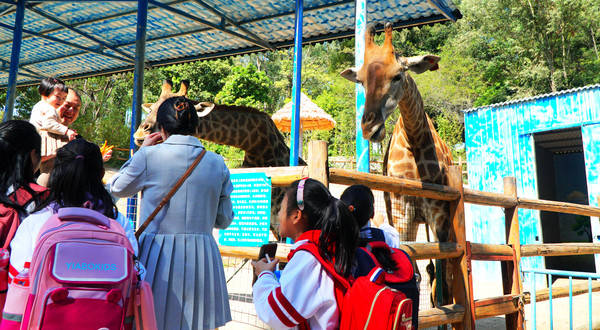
[130,0,148,148]
[127,0,148,227]
[355,0,369,172]
[3,0,24,122]
[289,0,303,166]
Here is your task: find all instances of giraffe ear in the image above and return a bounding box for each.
[340,67,359,83]
[403,55,440,74]
[195,102,215,117]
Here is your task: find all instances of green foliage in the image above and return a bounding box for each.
[215,64,273,109]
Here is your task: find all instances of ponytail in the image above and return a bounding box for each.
[285,179,359,276]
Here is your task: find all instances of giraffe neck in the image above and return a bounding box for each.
[196,105,291,167]
[396,75,428,146]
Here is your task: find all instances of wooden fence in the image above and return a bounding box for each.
[219,140,600,330]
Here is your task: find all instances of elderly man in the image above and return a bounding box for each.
[58,88,81,126]
[58,88,112,161]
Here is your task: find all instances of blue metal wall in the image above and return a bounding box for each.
[464,85,600,289]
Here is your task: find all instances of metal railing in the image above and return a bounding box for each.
[523,268,600,330]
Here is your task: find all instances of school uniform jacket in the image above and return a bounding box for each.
[253,238,339,330]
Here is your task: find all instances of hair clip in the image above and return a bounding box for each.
[296,177,308,210]
[174,101,187,112]
[75,155,85,160]
[348,205,355,212]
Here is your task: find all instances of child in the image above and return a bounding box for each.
[7,138,139,276]
[29,77,77,187]
[252,178,359,329]
[340,184,400,248]
[0,120,48,226]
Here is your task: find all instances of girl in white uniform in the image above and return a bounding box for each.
[252,178,359,330]
[8,138,139,280]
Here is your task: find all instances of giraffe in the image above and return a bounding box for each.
[133,80,305,237]
[340,23,453,304]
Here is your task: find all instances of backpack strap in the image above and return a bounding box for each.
[1,184,46,250]
[290,243,351,291]
[289,242,350,330]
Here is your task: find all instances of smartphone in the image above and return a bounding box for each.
[253,243,278,285]
[258,243,278,261]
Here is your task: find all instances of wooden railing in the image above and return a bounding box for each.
[219,140,600,330]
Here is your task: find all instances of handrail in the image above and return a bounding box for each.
[329,168,600,217]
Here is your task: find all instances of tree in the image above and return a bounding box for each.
[215,64,273,109]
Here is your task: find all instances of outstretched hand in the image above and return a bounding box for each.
[251,258,279,277]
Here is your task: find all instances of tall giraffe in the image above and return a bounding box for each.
[133,80,305,235]
[341,23,453,303]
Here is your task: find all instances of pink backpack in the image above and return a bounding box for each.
[1,207,156,330]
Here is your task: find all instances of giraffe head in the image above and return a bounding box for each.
[340,23,440,142]
[133,79,215,146]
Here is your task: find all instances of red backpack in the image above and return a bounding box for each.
[0,184,47,314]
[289,235,414,330]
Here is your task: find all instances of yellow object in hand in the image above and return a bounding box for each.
[99,140,114,156]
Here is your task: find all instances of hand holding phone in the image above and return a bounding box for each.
[252,243,278,285]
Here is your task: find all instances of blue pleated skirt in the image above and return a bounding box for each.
[139,232,231,330]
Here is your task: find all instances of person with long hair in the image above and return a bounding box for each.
[0,120,48,245]
[8,138,138,275]
[252,178,359,329]
[110,96,234,330]
[340,184,400,248]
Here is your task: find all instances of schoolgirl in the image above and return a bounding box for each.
[340,184,400,248]
[8,138,138,275]
[252,178,359,329]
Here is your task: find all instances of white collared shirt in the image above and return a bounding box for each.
[253,239,339,330]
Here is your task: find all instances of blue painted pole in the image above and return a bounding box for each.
[569,276,573,330]
[355,0,369,172]
[127,0,148,228]
[3,0,24,122]
[289,0,303,167]
[548,274,553,330]
[589,277,592,330]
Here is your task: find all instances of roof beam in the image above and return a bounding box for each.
[192,0,274,50]
[0,22,135,64]
[147,0,274,51]
[26,5,136,61]
[0,59,44,79]
[0,69,40,80]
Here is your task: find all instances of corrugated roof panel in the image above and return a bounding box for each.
[0,0,460,87]
[464,84,600,113]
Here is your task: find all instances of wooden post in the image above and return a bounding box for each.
[501,177,524,330]
[308,140,329,187]
[447,165,472,330]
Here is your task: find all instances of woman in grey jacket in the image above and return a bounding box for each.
[110,96,234,330]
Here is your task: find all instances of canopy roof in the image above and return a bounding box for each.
[0,0,461,88]
[272,92,335,131]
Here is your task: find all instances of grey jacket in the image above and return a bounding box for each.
[110,135,234,234]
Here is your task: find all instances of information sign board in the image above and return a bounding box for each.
[219,172,271,247]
